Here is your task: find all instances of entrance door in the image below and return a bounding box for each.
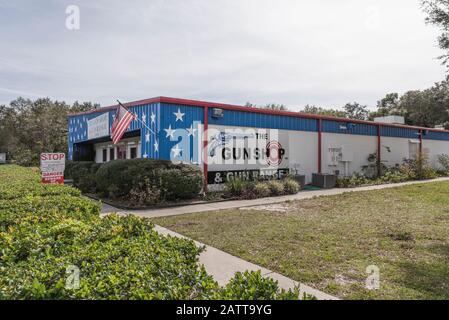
[117,145,127,159]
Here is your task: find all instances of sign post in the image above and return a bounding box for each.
[40,153,66,184]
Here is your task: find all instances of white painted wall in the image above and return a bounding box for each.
[423,139,449,169]
[321,133,377,176]
[380,137,411,167]
[288,131,317,183]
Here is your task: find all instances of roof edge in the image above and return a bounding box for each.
[67,96,449,134]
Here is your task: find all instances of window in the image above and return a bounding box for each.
[109,148,115,161]
[130,147,137,159]
[102,149,107,163]
[117,146,126,159]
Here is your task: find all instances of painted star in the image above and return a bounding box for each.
[154,140,159,152]
[150,112,156,123]
[145,132,150,142]
[142,113,146,123]
[143,153,148,159]
[174,108,185,122]
[172,144,183,158]
[187,125,197,137]
[164,125,176,139]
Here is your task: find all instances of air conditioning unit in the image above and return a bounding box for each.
[312,173,337,189]
[373,115,405,125]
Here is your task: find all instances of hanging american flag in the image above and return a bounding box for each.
[111,102,136,145]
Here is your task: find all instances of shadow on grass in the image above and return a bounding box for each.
[396,245,449,299]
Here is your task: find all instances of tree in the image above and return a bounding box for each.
[368,93,401,120]
[301,105,346,118]
[0,97,97,166]
[367,81,449,128]
[422,0,449,68]
[343,102,369,120]
[244,102,288,111]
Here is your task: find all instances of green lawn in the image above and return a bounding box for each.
[153,182,449,300]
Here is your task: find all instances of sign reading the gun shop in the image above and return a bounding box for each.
[207,127,288,167]
[40,153,66,184]
[208,168,290,184]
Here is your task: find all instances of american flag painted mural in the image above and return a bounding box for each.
[67,102,203,164]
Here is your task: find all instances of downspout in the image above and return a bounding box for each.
[318,119,322,174]
[419,129,423,156]
[377,124,381,177]
[203,106,209,191]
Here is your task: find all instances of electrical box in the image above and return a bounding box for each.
[341,145,353,162]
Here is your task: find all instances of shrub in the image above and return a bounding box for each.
[225,177,248,197]
[283,178,300,194]
[95,159,202,202]
[218,271,300,300]
[64,161,77,179]
[437,154,449,174]
[253,182,271,198]
[378,170,410,184]
[0,165,306,300]
[129,178,162,205]
[70,161,100,193]
[336,173,371,188]
[0,195,100,231]
[267,180,285,196]
[0,214,219,300]
[401,156,437,180]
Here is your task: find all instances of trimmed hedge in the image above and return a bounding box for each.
[0,165,303,300]
[70,162,101,193]
[95,159,203,203]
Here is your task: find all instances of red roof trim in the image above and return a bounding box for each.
[67,96,449,133]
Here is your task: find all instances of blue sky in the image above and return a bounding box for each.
[0,0,445,110]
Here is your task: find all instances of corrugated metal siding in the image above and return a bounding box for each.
[322,120,377,136]
[158,103,204,162]
[208,109,317,132]
[380,126,418,139]
[68,102,449,162]
[67,103,160,160]
[424,130,449,141]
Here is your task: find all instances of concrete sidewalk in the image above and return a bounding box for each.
[154,224,338,300]
[102,177,449,218]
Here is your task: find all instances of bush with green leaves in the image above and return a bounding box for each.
[253,182,271,198]
[267,180,285,196]
[336,173,372,188]
[69,161,101,193]
[0,165,305,300]
[283,178,300,194]
[224,177,248,197]
[218,271,303,300]
[95,159,202,203]
[437,154,449,175]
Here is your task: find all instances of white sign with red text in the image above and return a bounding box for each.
[40,153,66,184]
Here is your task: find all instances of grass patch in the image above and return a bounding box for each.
[153,181,449,300]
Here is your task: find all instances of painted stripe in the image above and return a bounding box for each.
[113,111,132,138]
[111,111,134,144]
